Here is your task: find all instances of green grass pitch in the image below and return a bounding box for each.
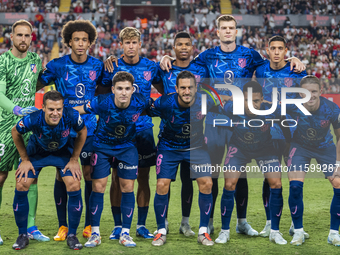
[0,118,338,254]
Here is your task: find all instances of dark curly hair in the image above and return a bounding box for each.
[61,20,97,48]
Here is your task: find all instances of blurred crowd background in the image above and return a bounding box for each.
[1,0,340,93]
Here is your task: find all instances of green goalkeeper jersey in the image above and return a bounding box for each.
[0,50,42,128]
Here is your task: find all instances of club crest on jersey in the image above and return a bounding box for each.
[238,58,246,68]
[284,78,293,87]
[18,120,25,128]
[62,129,70,137]
[31,64,37,73]
[194,75,201,82]
[320,120,330,128]
[89,71,96,81]
[144,71,151,81]
[132,113,140,122]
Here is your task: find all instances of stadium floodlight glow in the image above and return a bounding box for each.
[201,84,312,116]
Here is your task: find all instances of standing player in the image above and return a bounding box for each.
[154,31,210,236]
[150,71,225,246]
[0,19,48,244]
[11,91,87,250]
[102,27,160,239]
[215,81,290,245]
[39,20,104,240]
[286,75,340,246]
[255,35,308,238]
[160,15,305,235]
[74,72,151,248]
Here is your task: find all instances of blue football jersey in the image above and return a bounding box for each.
[194,45,267,126]
[223,101,282,152]
[288,97,340,149]
[39,55,104,137]
[147,92,216,150]
[16,107,84,152]
[101,57,160,132]
[84,93,151,149]
[156,60,209,95]
[256,62,307,140]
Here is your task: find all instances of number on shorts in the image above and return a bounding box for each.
[0,144,5,156]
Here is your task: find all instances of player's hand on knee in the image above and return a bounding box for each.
[104,55,118,73]
[15,161,35,183]
[160,55,174,72]
[63,159,82,181]
[330,166,340,182]
[13,106,39,116]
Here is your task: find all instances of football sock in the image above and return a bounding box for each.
[84,180,92,227]
[137,206,148,226]
[111,206,122,227]
[154,193,168,230]
[262,179,271,221]
[211,178,218,219]
[67,190,82,235]
[270,188,283,231]
[199,192,212,228]
[27,184,38,228]
[121,192,135,229]
[54,179,68,227]
[330,188,340,231]
[221,188,235,230]
[181,161,193,218]
[288,180,304,229]
[235,177,248,219]
[89,192,104,228]
[13,189,29,235]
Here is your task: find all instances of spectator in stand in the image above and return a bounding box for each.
[74,3,83,13]
[47,24,56,50]
[133,16,141,29]
[65,9,76,22]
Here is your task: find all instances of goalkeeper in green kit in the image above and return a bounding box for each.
[0,20,49,244]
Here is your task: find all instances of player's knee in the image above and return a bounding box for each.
[156,180,169,195]
[330,177,340,189]
[198,178,213,194]
[0,172,9,187]
[120,182,134,193]
[224,181,237,191]
[269,180,282,189]
[16,181,29,192]
[65,181,81,192]
[92,179,106,193]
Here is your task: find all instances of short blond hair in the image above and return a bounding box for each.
[119,27,141,42]
[12,20,33,34]
[216,15,237,28]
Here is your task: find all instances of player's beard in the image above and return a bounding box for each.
[223,39,235,45]
[13,42,29,53]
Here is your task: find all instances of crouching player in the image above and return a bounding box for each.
[149,71,222,246]
[11,91,87,250]
[286,75,340,246]
[217,81,290,245]
[74,71,151,248]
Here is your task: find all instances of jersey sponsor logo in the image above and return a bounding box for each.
[182,124,191,135]
[238,58,247,68]
[224,70,234,85]
[244,132,254,141]
[132,113,140,122]
[89,70,96,81]
[306,128,317,138]
[81,152,87,158]
[31,64,37,73]
[115,125,126,135]
[75,83,86,98]
[144,71,151,81]
[133,84,139,93]
[320,120,330,128]
[48,141,59,150]
[62,129,70,137]
[21,79,32,96]
[18,120,25,128]
[194,75,201,83]
[284,78,293,87]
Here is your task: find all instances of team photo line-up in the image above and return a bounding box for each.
[0,14,340,251]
